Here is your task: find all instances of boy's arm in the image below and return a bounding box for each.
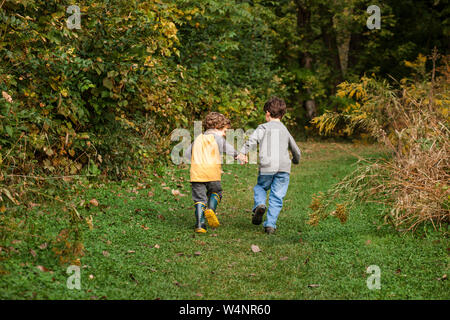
[215,135,238,158]
[184,143,193,163]
[289,134,301,164]
[239,125,264,155]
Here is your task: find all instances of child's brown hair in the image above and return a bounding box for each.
[204,112,231,130]
[263,97,286,119]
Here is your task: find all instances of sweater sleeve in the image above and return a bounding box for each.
[289,134,301,164]
[184,143,192,163]
[239,125,265,155]
[214,134,238,158]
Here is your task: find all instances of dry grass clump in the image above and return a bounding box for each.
[308,51,449,232]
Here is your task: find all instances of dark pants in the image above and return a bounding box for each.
[191,181,223,204]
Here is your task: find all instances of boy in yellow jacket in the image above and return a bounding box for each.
[185,112,247,233]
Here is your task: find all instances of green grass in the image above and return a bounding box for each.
[1,142,448,299]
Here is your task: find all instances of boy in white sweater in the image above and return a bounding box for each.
[239,97,301,234]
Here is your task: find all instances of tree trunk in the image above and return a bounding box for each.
[320,6,344,92]
[333,6,353,78]
[295,0,317,120]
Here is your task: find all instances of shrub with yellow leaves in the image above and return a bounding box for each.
[308,51,449,233]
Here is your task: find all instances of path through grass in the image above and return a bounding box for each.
[1,142,448,299]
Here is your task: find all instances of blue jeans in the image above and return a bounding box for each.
[253,172,290,229]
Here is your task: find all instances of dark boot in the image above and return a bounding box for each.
[204,193,220,228]
[194,202,207,233]
[264,226,275,234]
[252,204,266,225]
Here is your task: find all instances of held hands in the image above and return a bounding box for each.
[236,153,248,165]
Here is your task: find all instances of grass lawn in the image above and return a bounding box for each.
[1,142,448,299]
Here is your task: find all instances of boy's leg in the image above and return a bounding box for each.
[253,174,273,211]
[264,172,290,229]
[204,181,222,228]
[191,182,208,233]
[252,174,273,225]
[206,181,223,201]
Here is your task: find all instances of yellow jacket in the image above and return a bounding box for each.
[190,134,222,182]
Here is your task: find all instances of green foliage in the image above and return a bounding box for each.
[0,0,291,189]
[1,0,447,189]
[1,0,181,182]
[258,0,447,125]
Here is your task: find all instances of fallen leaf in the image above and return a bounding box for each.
[365,240,372,245]
[280,256,288,261]
[195,292,203,297]
[9,246,19,253]
[157,214,165,221]
[63,176,73,182]
[36,265,49,272]
[251,245,261,253]
[89,199,99,207]
[89,274,94,279]
[2,91,13,103]
[194,251,201,256]
[85,215,94,230]
[308,284,320,288]
[154,244,160,249]
[102,250,110,257]
[171,189,181,196]
[39,243,48,250]
[0,188,18,204]
[437,274,447,281]
[127,250,135,254]
[30,249,37,257]
[136,182,145,189]
[147,191,154,197]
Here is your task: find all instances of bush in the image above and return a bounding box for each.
[308,52,450,232]
[0,0,287,201]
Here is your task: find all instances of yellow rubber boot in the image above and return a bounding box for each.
[205,193,220,228]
